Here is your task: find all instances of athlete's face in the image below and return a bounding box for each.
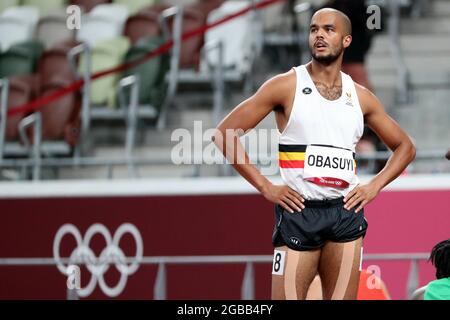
[309,11,352,64]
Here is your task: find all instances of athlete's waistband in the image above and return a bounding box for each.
[303,197,344,208]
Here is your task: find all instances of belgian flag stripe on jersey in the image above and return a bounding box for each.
[279,145,306,168]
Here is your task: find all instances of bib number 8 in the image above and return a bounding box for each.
[272,250,286,276]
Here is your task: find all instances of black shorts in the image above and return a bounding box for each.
[272,197,368,251]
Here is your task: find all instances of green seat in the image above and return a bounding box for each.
[113,0,157,14]
[21,0,68,15]
[0,0,20,15]
[79,37,131,107]
[122,36,169,112]
[0,40,44,78]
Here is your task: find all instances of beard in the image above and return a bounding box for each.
[310,44,343,64]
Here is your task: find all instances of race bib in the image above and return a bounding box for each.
[303,145,356,188]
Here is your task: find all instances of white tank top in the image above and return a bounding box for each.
[278,65,364,200]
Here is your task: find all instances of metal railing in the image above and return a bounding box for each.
[388,0,411,104]
[0,148,447,180]
[0,252,430,300]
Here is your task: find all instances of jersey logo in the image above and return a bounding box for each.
[289,237,301,246]
[302,87,312,95]
[345,92,353,106]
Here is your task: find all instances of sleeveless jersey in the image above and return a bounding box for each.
[278,65,364,200]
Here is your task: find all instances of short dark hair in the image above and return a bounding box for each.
[429,239,450,279]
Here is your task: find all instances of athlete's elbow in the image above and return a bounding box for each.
[405,138,416,163]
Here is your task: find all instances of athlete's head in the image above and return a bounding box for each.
[429,239,450,279]
[309,8,352,64]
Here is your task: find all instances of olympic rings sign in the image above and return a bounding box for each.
[53,223,143,297]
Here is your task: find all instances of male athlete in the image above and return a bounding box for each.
[213,8,416,299]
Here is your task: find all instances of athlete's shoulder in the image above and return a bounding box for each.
[255,69,296,105]
[262,69,296,91]
[354,82,383,115]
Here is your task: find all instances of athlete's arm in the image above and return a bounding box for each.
[213,71,305,213]
[344,85,416,212]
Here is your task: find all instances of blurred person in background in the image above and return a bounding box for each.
[424,239,450,300]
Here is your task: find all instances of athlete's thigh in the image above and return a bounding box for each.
[318,237,363,300]
[271,245,321,300]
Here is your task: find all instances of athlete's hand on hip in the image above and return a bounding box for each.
[262,183,305,213]
[343,182,380,213]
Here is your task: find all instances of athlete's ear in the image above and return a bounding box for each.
[343,35,352,49]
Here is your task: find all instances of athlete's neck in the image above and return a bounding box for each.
[307,60,342,88]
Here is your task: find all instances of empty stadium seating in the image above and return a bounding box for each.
[203,1,258,75]
[79,37,130,107]
[0,40,44,78]
[123,7,165,45]
[122,36,169,111]
[76,4,129,46]
[0,0,20,15]
[35,10,76,49]
[22,0,67,15]
[0,0,316,180]
[0,6,40,51]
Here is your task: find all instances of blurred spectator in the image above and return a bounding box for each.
[446,149,450,160]
[356,134,377,174]
[424,239,450,300]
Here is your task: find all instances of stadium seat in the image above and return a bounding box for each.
[70,0,111,13]
[123,8,164,45]
[122,36,169,111]
[90,3,129,23]
[34,40,84,144]
[0,40,44,78]
[113,0,156,15]
[79,37,130,106]
[203,1,258,74]
[0,0,20,15]
[39,78,81,143]
[0,6,40,51]
[170,0,254,128]
[76,4,129,46]
[35,10,76,49]
[21,0,68,15]
[37,40,81,88]
[131,3,205,69]
[260,0,286,32]
[176,5,205,69]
